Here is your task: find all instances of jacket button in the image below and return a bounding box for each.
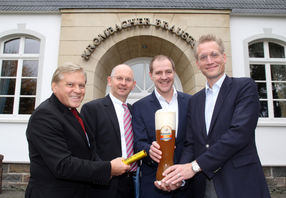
[206,144,209,148]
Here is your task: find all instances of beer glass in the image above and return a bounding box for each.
[155,109,176,181]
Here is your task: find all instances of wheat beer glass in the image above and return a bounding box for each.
[155,109,176,181]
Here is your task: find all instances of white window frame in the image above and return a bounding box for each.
[248,39,286,125]
[0,36,40,119]
[0,29,45,123]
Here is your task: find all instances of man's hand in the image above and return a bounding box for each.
[149,141,162,163]
[161,163,195,185]
[110,157,130,176]
[154,180,182,192]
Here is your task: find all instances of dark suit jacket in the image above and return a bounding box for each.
[132,91,192,198]
[180,76,270,198]
[25,94,111,198]
[80,94,133,197]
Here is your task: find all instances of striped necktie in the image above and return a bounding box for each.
[122,103,137,172]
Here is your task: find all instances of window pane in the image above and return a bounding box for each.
[271,65,286,81]
[19,97,35,114]
[273,101,286,118]
[22,60,38,77]
[132,86,141,93]
[145,65,153,90]
[1,60,18,77]
[132,63,144,89]
[21,79,37,95]
[269,42,285,58]
[259,101,268,117]
[24,38,40,54]
[249,42,264,58]
[0,79,16,95]
[250,64,266,80]
[272,83,286,99]
[0,97,14,114]
[3,38,20,54]
[256,82,267,99]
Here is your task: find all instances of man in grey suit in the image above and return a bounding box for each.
[81,64,137,198]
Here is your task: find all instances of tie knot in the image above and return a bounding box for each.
[122,103,128,110]
[71,108,78,115]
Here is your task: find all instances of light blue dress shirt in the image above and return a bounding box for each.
[205,74,226,134]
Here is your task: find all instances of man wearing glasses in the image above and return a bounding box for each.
[81,64,137,198]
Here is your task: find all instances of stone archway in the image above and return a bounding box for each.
[81,29,198,103]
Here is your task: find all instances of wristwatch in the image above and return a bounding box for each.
[191,161,201,173]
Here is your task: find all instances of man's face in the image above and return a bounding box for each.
[149,58,175,96]
[107,65,136,102]
[196,41,226,82]
[52,71,86,108]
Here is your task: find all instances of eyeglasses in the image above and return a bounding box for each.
[112,76,134,83]
[198,51,221,62]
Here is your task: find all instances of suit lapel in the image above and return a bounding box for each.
[208,76,232,135]
[66,110,91,148]
[104,95,121,142]
[176,92,187,141]
[51,94,90,147]
[149,92,162,137]
[198,90,208,139]
[150,91,162,110]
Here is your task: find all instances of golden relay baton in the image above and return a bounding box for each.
[123,150,147,165]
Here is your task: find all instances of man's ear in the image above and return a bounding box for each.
[51,82,57,93]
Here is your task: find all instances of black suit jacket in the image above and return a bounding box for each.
[180,76,270,198]
[25,94,111,198]
[81,94,133,197]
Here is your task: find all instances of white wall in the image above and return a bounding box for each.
[230,15,286,165]
[0,14,285,165]
[0,14,61,162]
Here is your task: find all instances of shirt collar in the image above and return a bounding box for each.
[109,93,125,106]
[154,87,177,102]
[205,73,226,91]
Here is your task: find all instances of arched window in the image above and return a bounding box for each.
[0,36,40,115]
[248,40,286,118]
[106,57,183,104]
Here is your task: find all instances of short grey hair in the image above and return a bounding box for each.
[51,63,87,85]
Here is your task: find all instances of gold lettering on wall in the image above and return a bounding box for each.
[82,18,195,60]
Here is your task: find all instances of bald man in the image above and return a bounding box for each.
[81,64,137,198]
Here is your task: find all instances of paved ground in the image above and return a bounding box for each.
[0,191,24,198]
[0,190,285,198]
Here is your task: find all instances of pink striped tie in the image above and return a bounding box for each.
[122,103,137,172]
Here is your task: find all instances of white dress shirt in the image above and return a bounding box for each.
[154,87,179,136]
[205,74,226,134]
[109,93,128,158]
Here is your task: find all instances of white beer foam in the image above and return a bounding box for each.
[155,109,176,130]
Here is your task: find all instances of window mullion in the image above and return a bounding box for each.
[265,63,274,119]
[13,59,23,115]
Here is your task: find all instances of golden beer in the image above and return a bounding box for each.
[155,110,176,181]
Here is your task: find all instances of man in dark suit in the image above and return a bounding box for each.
[81,64,137,198]
[132,55,192,198]
[156,34,271,198]
[25,63,130,198]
